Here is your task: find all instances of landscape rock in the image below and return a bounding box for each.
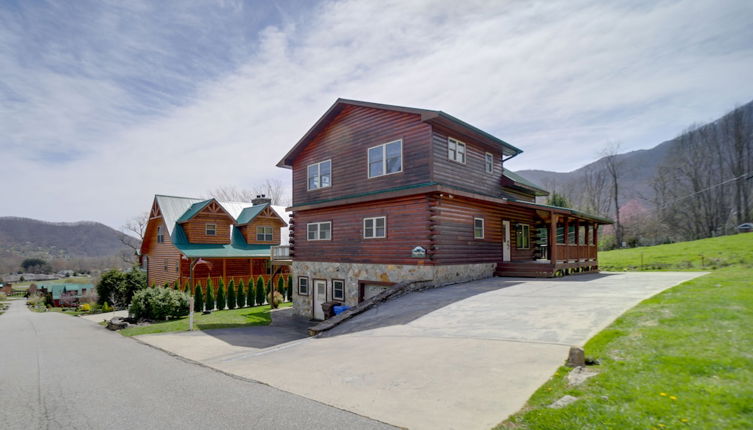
[548,395,578,409]
[567,366,598,386]
[106,317,129,331]
[566,346,585,367]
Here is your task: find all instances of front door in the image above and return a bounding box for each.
[313,279,327,320]
[502,220,511,262]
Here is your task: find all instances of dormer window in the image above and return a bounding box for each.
[368,140,402,178]
[157,226,164,243]
[256,226,273,241]
[307,160,332,190]
[205,223,217,236]
[448,138,466,164]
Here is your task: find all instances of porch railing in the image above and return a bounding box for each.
[271,245,291,260]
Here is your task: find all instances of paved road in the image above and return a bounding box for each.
[0,300,394,430]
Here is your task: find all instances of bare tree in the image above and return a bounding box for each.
[720,105,753,224]
[578,165,611,217]
[119,212,148,264]
[205,185,256,202]
[206,179,291,206]
[602,143,623,247]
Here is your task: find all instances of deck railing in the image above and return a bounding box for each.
[554,244,597,261]
[271,245,291,260]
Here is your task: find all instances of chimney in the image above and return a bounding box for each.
[252,194,271,206]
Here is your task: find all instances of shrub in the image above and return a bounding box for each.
[286,276,292,302]
[267,279,278,309]
[247,281,255,307]
[268,291,283,308]
[79,303,91,312]
[194,282,203,312]
[102,302,112,312]
[129,287,189,320]
[96,268,146,307]
[0,292,6,301]
[27,294,44,307]
[237,279,246,308]
[205,279,215,311]
[216,279,226,310]
[277,276,285,300]
[255,276,265,306]
[227,280,236,310]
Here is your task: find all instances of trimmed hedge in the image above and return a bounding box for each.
[130,287,190,320]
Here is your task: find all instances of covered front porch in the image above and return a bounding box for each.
[495,208,605,278]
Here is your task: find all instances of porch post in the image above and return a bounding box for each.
[549,212,557,263]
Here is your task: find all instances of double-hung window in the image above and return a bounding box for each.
[448,138,466,164]
[368,140,402,178]
[256,226,273,241]
[516,224,530,249]
[485,152,494,173]
[307,222,331,240]
[363,216,386,239]
[298,277,309,295]
[474,217,484,239]
[157,226,164,243]
[307,160,332,190]
[205,223,217,236]
[332,279,345,300]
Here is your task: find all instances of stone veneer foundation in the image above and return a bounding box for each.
[292,261,497,319]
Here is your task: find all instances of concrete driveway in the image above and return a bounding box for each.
[140,271,705,430]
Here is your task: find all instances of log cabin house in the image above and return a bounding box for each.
[277,99,611,320]
[140,194,289,290]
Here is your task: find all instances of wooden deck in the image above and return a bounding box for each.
[495,259,599,278]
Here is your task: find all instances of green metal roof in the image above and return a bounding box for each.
[503,169,549,196]
[172,226,273,258]
[41,283,93,300]
[176,199,213,223]
[236,203,268,225]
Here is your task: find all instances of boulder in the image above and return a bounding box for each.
[566,346,585,367]
[548,395,578,409]
[106,317,129,331]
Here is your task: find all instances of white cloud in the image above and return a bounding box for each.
[1,0,752,228]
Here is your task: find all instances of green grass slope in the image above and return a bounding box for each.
[498,235,753,430]
[599,233,753,271]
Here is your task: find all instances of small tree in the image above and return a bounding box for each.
[255,276,265,306]
[216,278,226,310]
[286,276,292,302]
[227,280,236,310]
[247,280,255,307]
[237,279,246,308]
[194,281,204,312]
[205,279,215,311]
[172,281,179,290]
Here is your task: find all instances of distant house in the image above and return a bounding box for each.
[0,282,11,295]
[277,99,611,320]
[139,194,290,290]
[38,283,94,307]
[737,223,753,233]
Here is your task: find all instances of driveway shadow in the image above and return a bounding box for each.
[201,308,310,348]
[321,278,525,338]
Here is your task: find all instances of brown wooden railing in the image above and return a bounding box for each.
[554,244,597,261]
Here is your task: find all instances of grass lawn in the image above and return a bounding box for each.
[119,302,292,337]
[498,235,753,429]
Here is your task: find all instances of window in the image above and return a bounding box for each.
[474,217,484,239]
[568,224,576,244]
[163,259,168,271]
[448,138,466,164]
[157,226,164,243]
[175,261,179,273]
[516,224,530,249]
[307,160,332,190]
[298,277,309,295]
[556,224,565,244]
[205,223,217,236]
[332,279,345,301]
[256,226,273,241]
[307,222,332,240]
[368,140,402,178]
[363,216,386,239]
[485,152,494,173]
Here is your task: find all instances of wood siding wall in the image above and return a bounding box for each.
[430,126,505,196]
[242,218,283,245]
[144,217,182,287]
[291,105,432,206]
[290,195,432,265]
[430,195,539,264]
[182,213,232,244]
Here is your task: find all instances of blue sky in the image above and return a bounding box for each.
[2,0,752,229]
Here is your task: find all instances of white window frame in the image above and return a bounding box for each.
[332,279,345,301]
[205,223,217,236]
[517,224,530,249]
[157,226,164,243]
[448,138,466,164]
[256,226,273,241]
[368,139,403,179]
[363,216,386,239]
[307,222,332,241]
[485,152,494,173]
[474,217,484,239]
[298,277,309,296]
[307,159,332,191]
